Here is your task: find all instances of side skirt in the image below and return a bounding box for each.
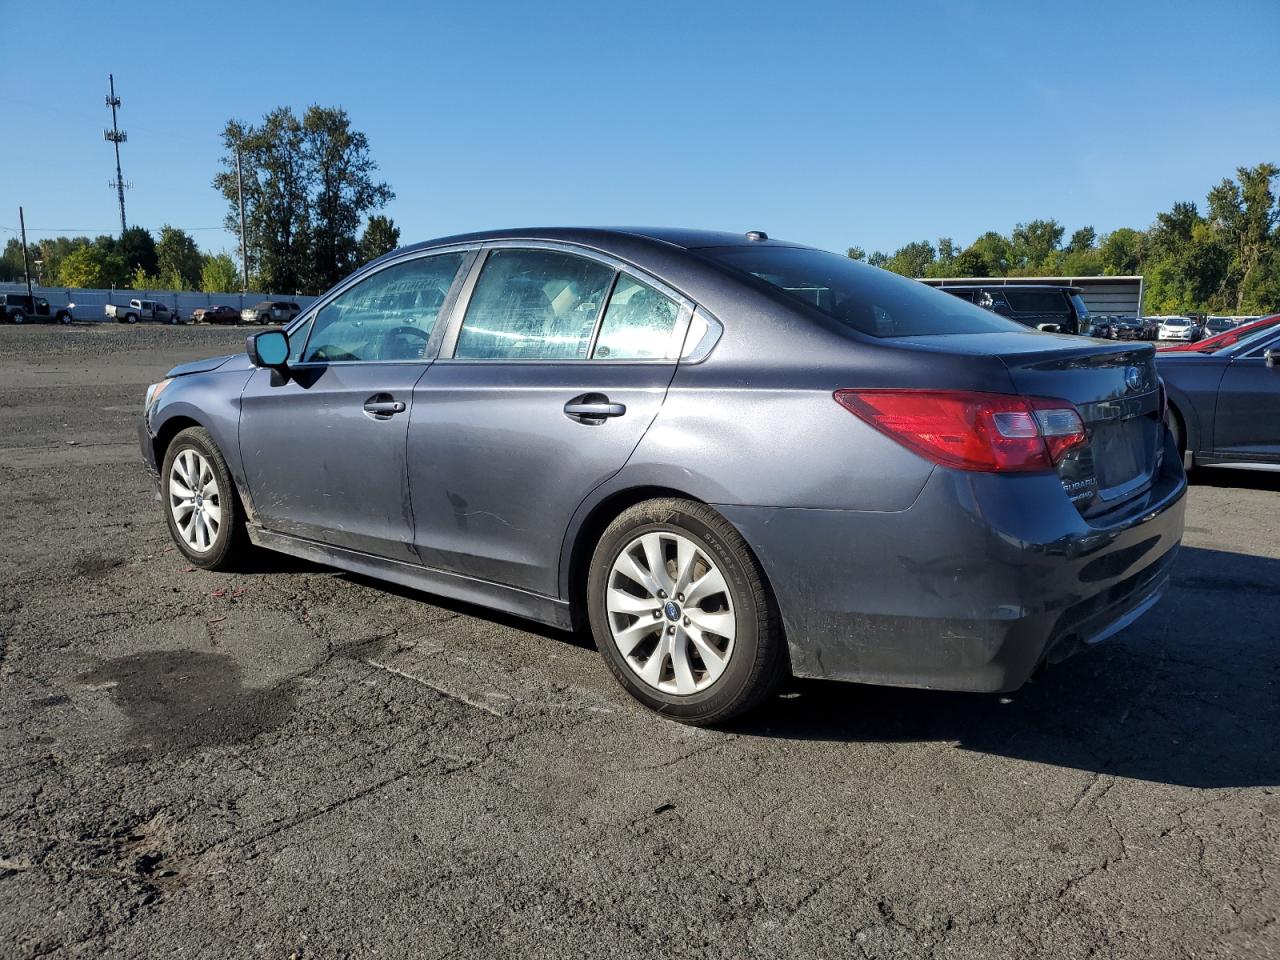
[247,525,574,630]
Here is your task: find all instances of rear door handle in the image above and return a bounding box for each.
[564,394,626,423]
[363,394,406,418]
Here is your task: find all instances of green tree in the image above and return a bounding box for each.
[1065,226,1097,253]
[1099,228,1142,275]
[156,226,204,289]
[867,250,889,267]
[201,252,240,293]
[57,239,127,288]
[215,111,311,293]
[965,231,1013,276]
[1206,163,1279,312]
[846,246,866,261]
[359,214,401,265]
[1009,219,1064,272]
[305,106,395,289]
[1,238,28,283]
[882,240,935,277]
[116,226,158,277]
[215,105,393,295]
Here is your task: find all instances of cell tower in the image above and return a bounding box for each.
[104,74,131,235]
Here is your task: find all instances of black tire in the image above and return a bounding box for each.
[587,498,786,725]
[56,311,71,325]
[1168,406,1190,470]
[11,311,24,325]
[125,313,138,324]
[160,426,249,570]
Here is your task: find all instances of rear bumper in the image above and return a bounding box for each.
[718,433,1187,693]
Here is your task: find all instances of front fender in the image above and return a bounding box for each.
[144,368,255,514]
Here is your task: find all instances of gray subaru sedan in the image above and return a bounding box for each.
[139,228,1186,723]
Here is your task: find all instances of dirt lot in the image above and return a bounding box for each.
[1,323,1277,959]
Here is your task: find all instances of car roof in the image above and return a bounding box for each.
[394,226,802,255]
[936,284,1084,294]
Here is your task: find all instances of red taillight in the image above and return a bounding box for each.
[833,389,1086,473]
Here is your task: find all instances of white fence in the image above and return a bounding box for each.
[1,282,319,322]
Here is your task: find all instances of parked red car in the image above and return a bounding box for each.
[193,305,241,324]
[1158,314,1280,353]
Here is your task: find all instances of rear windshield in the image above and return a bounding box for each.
[1004,289,1070,313]
[698,246,1020,338]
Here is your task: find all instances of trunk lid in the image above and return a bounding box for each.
[891,332,1164,513]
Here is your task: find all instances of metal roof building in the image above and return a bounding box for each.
[920,275,1144,317]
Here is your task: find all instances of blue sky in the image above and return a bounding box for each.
[3,0,1278,258]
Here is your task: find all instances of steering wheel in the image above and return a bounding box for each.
[382,324,431,360]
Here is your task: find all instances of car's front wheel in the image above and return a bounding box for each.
[587,498,786,725]
[11,311,24,324]
[161,426,248,570]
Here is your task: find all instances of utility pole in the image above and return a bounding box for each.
[18,207,34,302]
[104,74,129,235]
[235,146,249,291]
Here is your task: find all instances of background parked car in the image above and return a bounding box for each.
[938,284,1089,335]
[1158,318,1280,470]
[1139,316,1161,340]
[105,299,177,324]
[1159,313,1280,353]
[2,293,73,324]
[241,301,303,325]
[194,305,242,324]
[1159,316,1196,341]
[1109,315,1146,340]
[1203,316,1238,337]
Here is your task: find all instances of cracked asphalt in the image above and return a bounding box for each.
[1,323,1277,959]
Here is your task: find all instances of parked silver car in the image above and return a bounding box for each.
[139,228,1187,723]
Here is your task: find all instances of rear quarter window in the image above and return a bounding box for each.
[1004,290,1070,313]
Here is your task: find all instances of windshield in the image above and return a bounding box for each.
[1163,317,1190,327]
[697,246,1022,338]
[1004,289,1069,313]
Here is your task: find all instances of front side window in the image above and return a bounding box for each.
[593,275,681,359]
[454,250,614,360]
[698,245,1021,338]
[302,253,465,363]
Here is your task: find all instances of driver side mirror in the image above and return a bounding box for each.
[1266,348,1279,369]
[247,329,289,375]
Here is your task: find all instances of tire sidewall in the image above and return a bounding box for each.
[161,428,238,568]
[587,503,765,722]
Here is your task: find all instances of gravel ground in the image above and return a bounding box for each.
[1,323,1277,959]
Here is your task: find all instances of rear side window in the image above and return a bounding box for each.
[594,275,681,359]
[699,246,1020,338]
[302,252,464,362]
[455,250,614,360]
[1005,290,1069,313]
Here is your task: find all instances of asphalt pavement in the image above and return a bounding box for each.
[1,323,1276,959]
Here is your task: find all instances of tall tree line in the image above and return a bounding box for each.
[850,162,1280,314]
[214,105,394,295]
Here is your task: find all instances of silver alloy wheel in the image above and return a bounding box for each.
[169,448,221,553]
[606,531,736,695]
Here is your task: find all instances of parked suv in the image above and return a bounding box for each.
[2,293,73,324]
[242,300,302,325]
[936,284,1089,335]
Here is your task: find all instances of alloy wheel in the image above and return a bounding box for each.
[605,531,736,695]
[169,448,221,552]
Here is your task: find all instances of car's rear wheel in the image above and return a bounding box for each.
[11,311,24,324]
[587,498,786,725]
[161,426,248,570]
[125,313,138,324]
[57,311,71,325]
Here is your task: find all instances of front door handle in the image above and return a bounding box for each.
[363,394,406,419]
[564,393,626,423]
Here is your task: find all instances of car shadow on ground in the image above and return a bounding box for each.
[737,545,1280,789]
[1188,466,1280,492]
